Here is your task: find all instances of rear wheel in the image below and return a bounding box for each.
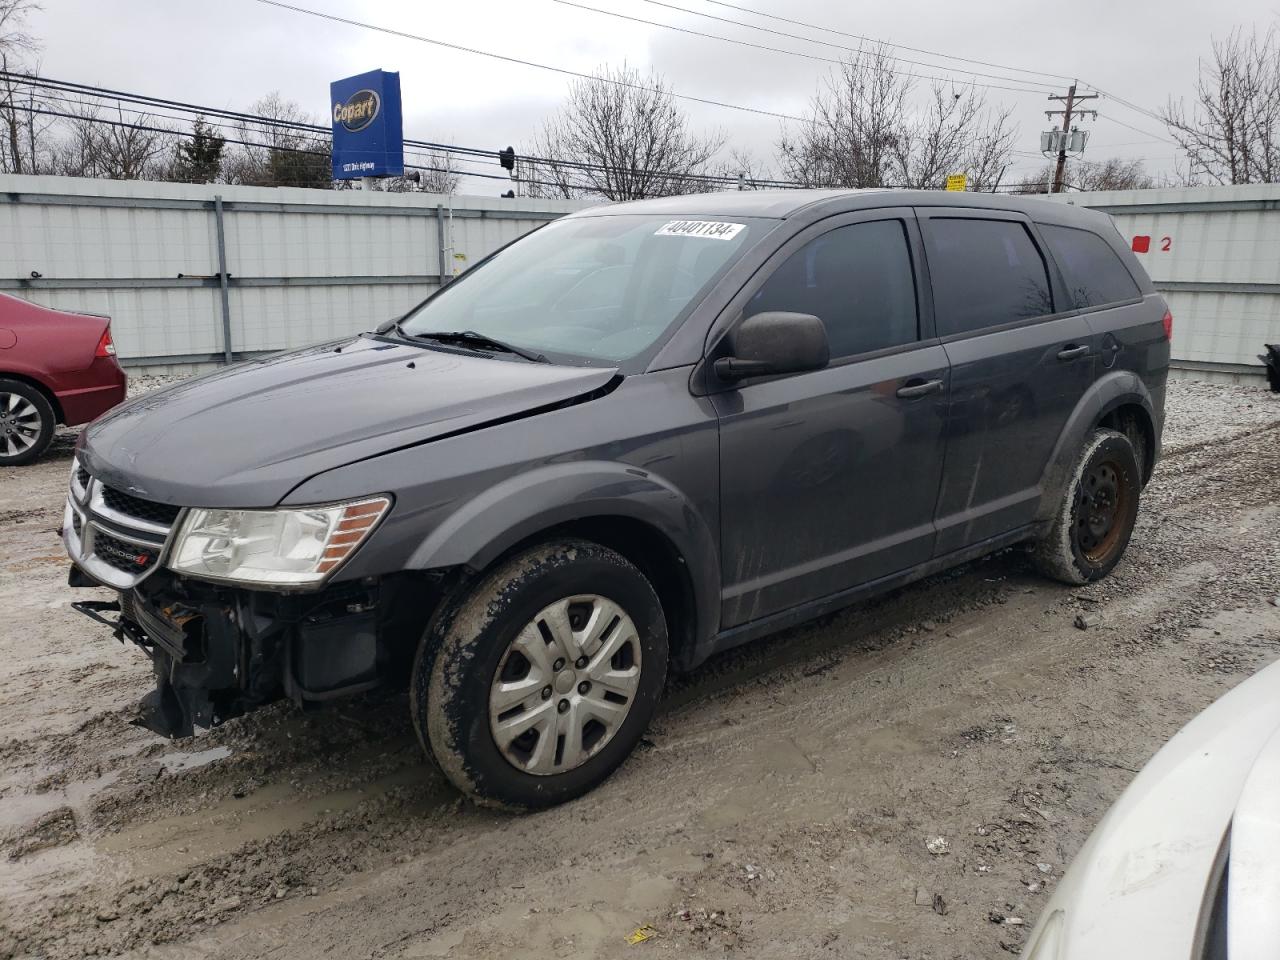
[1034,428,1141,584]
[0,379,55,466]
[412,540,668,809]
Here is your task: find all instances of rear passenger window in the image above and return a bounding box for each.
[1040,223,1142,309]
[926,218,1054,337]
[745,220,918,359]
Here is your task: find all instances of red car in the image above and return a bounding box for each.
[0,293,127,466]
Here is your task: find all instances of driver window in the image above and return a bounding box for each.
[744,219,919,359]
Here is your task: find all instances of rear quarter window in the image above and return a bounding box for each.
[924,218,1054,338]
[1039,223,1142,309]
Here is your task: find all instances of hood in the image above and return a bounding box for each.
[80,336,618,507]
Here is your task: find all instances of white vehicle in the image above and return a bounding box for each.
[1024,657,1280,960]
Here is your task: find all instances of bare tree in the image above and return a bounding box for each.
[0,0,51,174]
[47,100,173,179]
[1015,156,1155,194]
[1162,25,1280,185]
[223,92,330,188]
[779,45,908,188]
[525,64,725,200]
[711,146,773,190]
[379,150,460,194]
[779,45,1016,190]
[894,86,1016,190]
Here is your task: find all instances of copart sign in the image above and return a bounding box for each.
[330,69,404,180]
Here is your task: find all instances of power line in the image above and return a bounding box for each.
[1094,113,1177,146]
[554,0,1058,93]
[646,0,1182,145]
[250,0,811,123]
[682,0,1078,84]
[2,71,802,188]
[16,104,608,190]
[629,0,1059,90]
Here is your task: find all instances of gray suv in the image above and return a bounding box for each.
[64,190,1169,808]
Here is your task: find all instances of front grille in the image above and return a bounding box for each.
[101,485,182,525]
[94,531,160,575]
[64,458,183,589]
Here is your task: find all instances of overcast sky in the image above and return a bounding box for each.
[27,0,1280,194]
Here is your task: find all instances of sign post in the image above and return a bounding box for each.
[330,70,404,182]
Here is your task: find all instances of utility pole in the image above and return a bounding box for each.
[1046,81,1098,193]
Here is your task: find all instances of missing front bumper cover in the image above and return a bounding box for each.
[68,572,404,740]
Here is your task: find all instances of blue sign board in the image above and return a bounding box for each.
[330,69,404,179]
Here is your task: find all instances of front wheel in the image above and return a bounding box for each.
[1033,428,1141,585]
[412,540,668,809]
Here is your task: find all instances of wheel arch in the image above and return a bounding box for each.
[0,370,64,423]
[1037,371,1158,523]
[407,461,720,671]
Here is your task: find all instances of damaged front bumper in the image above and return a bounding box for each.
[69,567,422,739]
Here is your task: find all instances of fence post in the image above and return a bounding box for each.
[436,203,448,288]
[213,195,234,364]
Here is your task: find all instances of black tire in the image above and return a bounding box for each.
[0,378,56,467]
[1033,428,1141,585]
[412,540,669,809]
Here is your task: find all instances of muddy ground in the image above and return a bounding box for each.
[2,379,1278,959]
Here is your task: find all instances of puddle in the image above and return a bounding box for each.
[158,745,232,774]
[0,768,122,833]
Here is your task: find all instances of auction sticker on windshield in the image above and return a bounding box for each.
[655,220,745,241]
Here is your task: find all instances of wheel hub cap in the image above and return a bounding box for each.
[488,594,642,776]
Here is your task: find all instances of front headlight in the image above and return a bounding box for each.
[168,496,391,587]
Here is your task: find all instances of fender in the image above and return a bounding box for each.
[406,459,721,650]
[0,363,63,418]
[1036,370,1158,523]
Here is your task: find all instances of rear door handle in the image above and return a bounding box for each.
[1057,344,1090,361]
[896,378,944,399]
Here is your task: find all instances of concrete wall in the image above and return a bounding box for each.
[1049,183,1280,380]
[0,175,591,372]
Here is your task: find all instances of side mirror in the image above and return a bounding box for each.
[714,311,830,382]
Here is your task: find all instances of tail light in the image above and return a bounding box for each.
[95,326,116,358]
[1161,309,1173,342]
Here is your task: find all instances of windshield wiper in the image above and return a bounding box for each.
[408,330,549,363]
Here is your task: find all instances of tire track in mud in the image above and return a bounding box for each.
[1,389,1278,959]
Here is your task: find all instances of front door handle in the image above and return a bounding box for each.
[896,378,944,399]
[1057,344,1090,361]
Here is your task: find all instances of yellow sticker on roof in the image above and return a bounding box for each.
[655,220,745,241]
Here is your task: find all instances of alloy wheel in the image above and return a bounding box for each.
[0,392,43,458]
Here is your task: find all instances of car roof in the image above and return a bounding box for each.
[569,188,1109,227]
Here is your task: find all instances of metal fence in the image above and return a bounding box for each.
[0,175,590,373]
[3,176,1277,380]
[1052,183,1280,382]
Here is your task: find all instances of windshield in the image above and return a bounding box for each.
[398,214,764,366]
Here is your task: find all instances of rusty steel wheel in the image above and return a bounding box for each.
[1034,428,1142,585]
[1075,458,1133,566]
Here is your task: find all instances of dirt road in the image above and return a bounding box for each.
[2,380,1278,959]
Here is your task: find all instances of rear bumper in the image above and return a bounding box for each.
[69,567,433,737]
[55,357,127,426]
